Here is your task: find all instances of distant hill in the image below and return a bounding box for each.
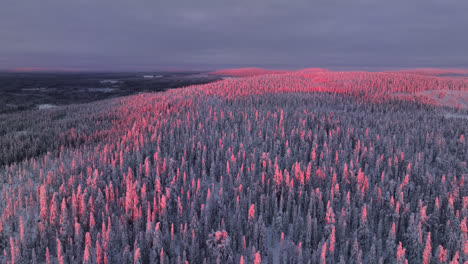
[296,68,329,73]
[210,67,287,77]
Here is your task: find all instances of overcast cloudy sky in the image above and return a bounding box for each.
[1,0,467,71]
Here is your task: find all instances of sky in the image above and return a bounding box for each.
[1,0,467,71]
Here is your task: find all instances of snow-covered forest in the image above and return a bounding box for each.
[0,69,467,263]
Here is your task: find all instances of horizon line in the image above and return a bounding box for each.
[3,65,468,74]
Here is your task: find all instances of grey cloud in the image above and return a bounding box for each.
[0,0,467,70]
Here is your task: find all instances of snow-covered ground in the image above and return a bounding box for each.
[88,88,116,93]
[392,90,468,110]
[37,104,57,109]
[100,80,120,84]
[22,87,52,92]
[416,90,468,109]
[443,112,468,120]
